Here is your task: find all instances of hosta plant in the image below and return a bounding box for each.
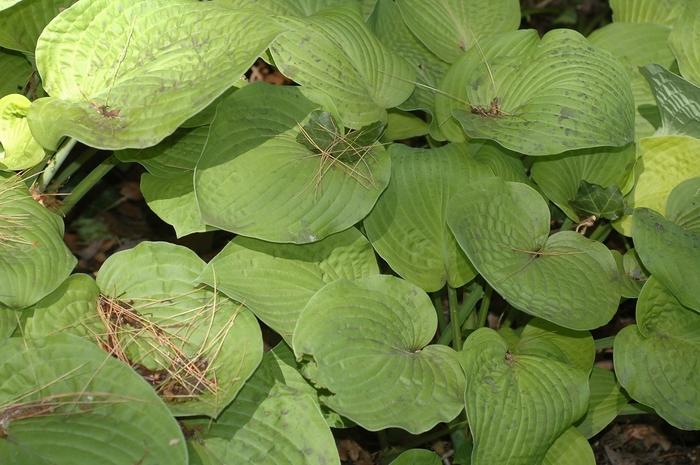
[0,0,699,464]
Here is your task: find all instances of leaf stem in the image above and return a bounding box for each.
[433,292,447,332]
[448,286,461,351]
[594,335,615,350]
[477,284,493,328]
[38,138,78,192]
[47,146,98,191]
[437,285,482,346]
[57,154,118,216]
[589,223,612,242]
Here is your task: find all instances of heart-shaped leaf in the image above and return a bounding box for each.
[0,94,45,171]
[293,275,465,433]
[640,64,700,138]
[447,177,621,330]
[569,181,626,221]
[187,344,339,465]
[198,228,379,344]
[517,318,595,373]
[96,241,263,417]
[0,334,188,465]
[364,143,493,291]
[27,0,282,150]
[460,328,589,465]
[395,0,520,64]
[614,277,700,429]
[0,50,31,98]
[575,367,628,439]
[0,173,76,308]
[668,2,700,87]
[0,0,76,53]
[531,144,636,221]
[542,427,595,465]
[195,83,390,243]
[270,6,414,128]
[609,0,687,25]
[447,29,634,155]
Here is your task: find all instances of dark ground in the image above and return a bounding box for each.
[57,1,699,464]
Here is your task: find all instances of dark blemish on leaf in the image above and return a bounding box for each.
[471,98,505,117]
[655,222,664,232]
[558,107,576,121]
[505,351,514,365]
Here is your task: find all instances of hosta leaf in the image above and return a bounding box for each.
[588,23,674,138]
[96,241,263,417]
[575,367,628,439]
[0,334,187,465]
[0,94,45,171]
[383,109,429,141]
[0,0,76,53]
[293,275,465,433]
[368,0,449,129]
[0,306,18,339]
[616,135,700,235]
[390,449,442,465]
[195,83,390,243]
[449,29,634,155]
[447,178,621,330]
[633,208,700,311]
[198,228,379,344]
[640,64,700,138]
[214,0,370,17]
[395,0,521,63]
[0,174,76,308]
[364,143,493,291]
[270,6,414,128]
[517,318,595,373]
[0,50,31,98]
[460,328,589,465]
[27,0,282,150]
[542,427,595,465]
[614,277,700,429]
[669,2,700,87]
[469,140,529,185]
[667,177,700,232]
[531,144,636,221]
[23,273,102,339]
[612,249,648,298]
[609,0,687,25]
[188,346,339,465]
[569,181,626,221]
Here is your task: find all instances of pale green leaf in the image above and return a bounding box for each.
[610,0,687,25]
[449,29,634,155]
[460,328,589,465]
[0,94,45,170]
[575,367,628,439]
[198,228,379,344]
[542,427,595,465]
[468,140,529,184]
[0,0,76,53]
[640,64,700,138]
[0,174,76,308]
[195,83,390,243]
[531,144,636,221]
[293,275,466,433]
[666,177,700,232]
[390,449,442,465]
[96,241,263,417]
[668,2,700,86]
[270,6,414,128]
[0,49,31,98]
[517,318,595,373]
[447,178,621,330]
[0,306,18,340]
[614,277,700,429]
[364,143,493,291]
[0,334,188,465]
[383,109,429,141]
[612,249,648,298]
[27,0,282,150]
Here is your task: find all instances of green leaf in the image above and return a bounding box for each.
[588,23,674,138]
[270,6,414,128]
[468,140,529,184]
[0,334,188,465]
[0,306,18,340]
[188,346,339,465]
[198,228,379,344]
[293,275,465,433]
[96,241,263,417]
[0,49,31,98]
[27,0,282,150]
[569,181,626,221]
[609,0,687,25]
[531,144,636,221]
[395,0,520,64]
[390,449,442,465]
[213,0,367,17]
[517,318,595,373]
[116,125,214,237]
[460,328,589,465]
[666,177,700,232]
[542,427,595,465]
[575,367,628,439]
[668,2,700,86]
[0,94,45,170]
[383,109,429,141]
[0,0,76,53]
[614,277,700,429]
[447,178,621,330]
[0,174,76,308]
[195,83,390,243]
[616,135,700,235]
[364,143,493,291]
[23,274,102,339]
[611,249,648,298]
[640,64,700,138]
[633,207,700,311]
[449,29,634,155]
